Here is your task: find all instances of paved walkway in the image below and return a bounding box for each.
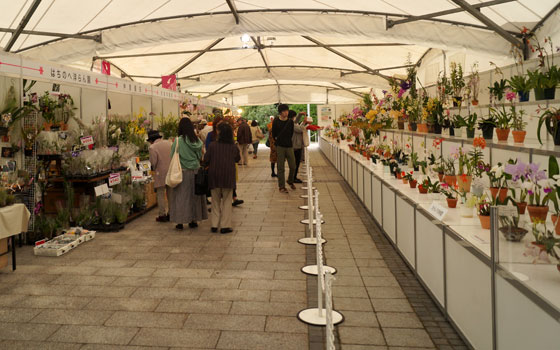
[0,146,466,350]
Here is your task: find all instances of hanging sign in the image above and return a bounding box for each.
[161,74,177,91]
[131,170,143,182]
[108,173,121,186]
[80,136,94,146]
[101,60,111,75]
[428,202,448,221]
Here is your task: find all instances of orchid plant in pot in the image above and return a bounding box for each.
[486,163,509,204]
[450,62,465,107]
[521,162,553,223]
[524,222,560,274]
[404,171,417,188]
[455,113,478,138]
[536,106,560,146]
[505,160,531,215]
[546,156,560,235]
[467,62,480,106]
[440,182,459,208]
[490,91,516,142]
[478,197,491,229]
[443,147,459,186]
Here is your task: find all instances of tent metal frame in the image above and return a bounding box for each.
[188,83,368,96]
[14,8,525,53]
[225,0,240,24]
[0,28,101,43]
[4,0,42,52]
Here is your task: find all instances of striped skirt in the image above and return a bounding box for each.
[168,169,208,224]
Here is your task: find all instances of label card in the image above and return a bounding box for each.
[108,173,121,186]
[131,170,143,182]
[138,161,151,172]
[429,201,448,221]
[94,184,109,197]
[80,136,94,146]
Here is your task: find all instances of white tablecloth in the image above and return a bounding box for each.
[0,203,30,240]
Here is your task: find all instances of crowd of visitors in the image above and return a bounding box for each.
[147,104,312,232]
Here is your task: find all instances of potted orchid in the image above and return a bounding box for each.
[505,160,532,214]
[403,171,417,188]
[478,196,491,229]
[524,223,560,274]
[440,183,459,208]
[521,162,553,223]
[546,156,560,235]
[486,163,509,203]
[450,62,465,107]
[443,147,459,186]
[467,62,480,106]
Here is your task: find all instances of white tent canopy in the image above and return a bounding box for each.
[2,0,559,105]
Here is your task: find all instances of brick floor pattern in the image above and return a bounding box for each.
[0,146,466,350]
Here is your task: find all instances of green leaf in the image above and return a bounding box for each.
[549,155,559,178]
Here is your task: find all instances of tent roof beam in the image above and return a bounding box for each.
[251,36,271,73]
[0,27,101,42]
[206,83,231,98]
[451,0,523,48]
[189,83,368,96]
[331,83,365,98]
[225,0,240,24]
[4,0,42,52]
[340,63,414,77]
[387,0,515,28]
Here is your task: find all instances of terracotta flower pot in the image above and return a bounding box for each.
[479,215,491,230]
[396,172,403,180]
[515,201,527,215]
[457,175,472,193]
[417,123,427,133]
[489,187,508,203]
[418,184,428,194]
[512,130,526,144]
[446,198,458,208]
[402,178,408,184]
[472,100,479,106]
[496,128,510,142]
[444,175,457,186]
[551,215,560,236]
[527,205,549,223]
[409,180,417,189]
[437,173,444,182]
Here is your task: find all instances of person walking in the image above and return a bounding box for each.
[168,118,208,230]
[292,112,307,183]
[267,116,277,177]
[272,104,296,192]
[250,120,264,159]
[148,130,172,222]
[203,122,240,234]
[236,118,252,165]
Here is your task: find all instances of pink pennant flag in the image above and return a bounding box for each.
[161,74,177,91]
[101,60,111,75]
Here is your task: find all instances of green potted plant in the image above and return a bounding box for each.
[499,214,528,242]
[38,91,59,130]
[478,115,496,140]
[527,37,559,100]
[488,64,509,102]
[467,62,480,105]
[440,183,459,208]
[478,198,491,229]
[455,113,478,138]
[525,223,559,274]
[450,62,465,107]
[536,106,560,145]
[508,75,531,102]
[509,93,527,143]
[489,100,512,142]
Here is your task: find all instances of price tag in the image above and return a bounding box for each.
[428,201,448,221]
[94,183,109,197]
[80,136,94,146]
[108,173,121,186]
[131,170,143,182]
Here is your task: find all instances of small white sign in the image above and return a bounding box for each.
[131,170,143,182]
[108,173,121,186]
[80,135,94,146]
[138,161,151,172]
[94,183,109,197]
[429,201,448,221]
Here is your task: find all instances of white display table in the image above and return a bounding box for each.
[320,135,560,350]
[0,203,30,270]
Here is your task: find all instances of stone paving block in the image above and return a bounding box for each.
[340,311,379,327]
[222,254,278,262]
[111,276,178,288]
[105,311,186,328]
[382,328,434,347]
[51,275,117,286]
[333,276,365,286]
[212,269,274,279]
[16,295,91,310]
[151,268,214,278]
[338,326,386,346]
[370,299,414,313]
[30,309,113,325]
[185,314,265,331]
[79,344,168,350]
[377,312,423,328]
[273,270,306,280]
[216,330,307,350]
[85,297,160,312]
[265,316,307,333]
[239,279,306,291]
[175,277,240,289]
[95,267,155,277]
[366,287,406,299]
[199,289,269,302]
[0,322,60,341]
[230,301,305,316]
[340,345,388,350]
[131,287,201,300]
[333,286,369,298]
[130,328,219,348]
[188,261,248,270]
[0,308,41,323]
[359,267,394,277]
[0,294,25,307]
[49,325,139,345]
[362,276,399,287]
[333,297,373,311]
[78,259,136,268]
[155,300,231,314]
[0,340,81,350]
[0,283,73,296]
[68,285,137,298]
[270,290,307,303]
[132,260,188,268]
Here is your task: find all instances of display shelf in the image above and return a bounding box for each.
[320,135,560,349]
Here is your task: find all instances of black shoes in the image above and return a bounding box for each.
[211,227,218,233]
[232,199,244,207]
[188,222,198,228]
[271,173,277,177]
[294,178,303,183]
[175,224,183,230]
[156,215,170,222]
[220,228,233,234]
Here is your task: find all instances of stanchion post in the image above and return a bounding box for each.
[325,271,336,350]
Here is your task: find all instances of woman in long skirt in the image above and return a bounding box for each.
[168,118,208,229]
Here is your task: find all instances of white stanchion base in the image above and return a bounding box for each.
[300,218,325,225]
[301,265,337,276]
[298,205,308,210]
[297,308,344,326]
[301,187,316,190]
[300,195,308,198]
[298,237,326,245]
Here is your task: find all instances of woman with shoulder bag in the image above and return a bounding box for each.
[168,118,208,230]
[250,120,264,159]
[203,122,240,234]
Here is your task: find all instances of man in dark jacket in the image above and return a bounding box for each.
[272,105,296,192]
[236,118,252,165]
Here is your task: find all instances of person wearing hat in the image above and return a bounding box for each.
[148,130,173,222]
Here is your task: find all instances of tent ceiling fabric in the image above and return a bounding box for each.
[2,0,559,105]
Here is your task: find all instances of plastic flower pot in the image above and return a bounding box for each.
[446,198,458,208]
[409,179,417,188]
[427,124,435,133]
[454,127,463,138]
[534,87,556,101]
[418,184,428,194]
[479,215,491,229]
[496,128,510,142]
[460,206,474,218]
[472,100,479,106]
[443,175,457,187]
[550,215,560,236]
[466,128,475,138]
[482,126,494,140]
[515,201,527,215]
[518,91,530,102]
[410,122,417,131]
[489,187,508,203]
[453,96,462,107]
[527,205,549,223]
[512,130,526,144]
[417,123,427,133]
[457,175,472,193]
[398,121,405,130]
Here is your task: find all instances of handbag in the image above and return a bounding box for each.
[165,139,183,188]
[194,152,208,196]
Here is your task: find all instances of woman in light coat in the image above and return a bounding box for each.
[249,120,264,159]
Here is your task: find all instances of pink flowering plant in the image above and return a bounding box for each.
[516,161,554,206]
